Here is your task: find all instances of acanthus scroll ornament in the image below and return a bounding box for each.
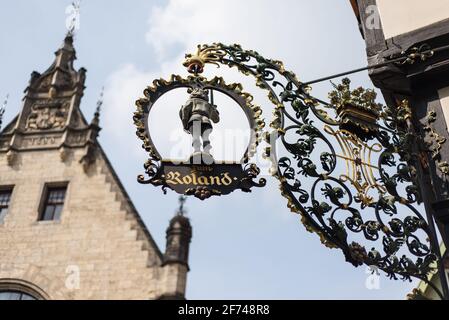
[424,109,448,178]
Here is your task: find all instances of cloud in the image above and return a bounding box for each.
[145,0,295,60]
[106,0,298,156]
[144,0,328,67]
[102,0,363,206]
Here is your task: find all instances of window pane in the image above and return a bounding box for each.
[48,188,66,204]
[0,208,6,222]
[0,292,21,300]
[53,204,63,220]
[0,292,12,300]
[42,205,56,221]
[0,291,37,300]
[0,192,11,206]
[20,294,36,300]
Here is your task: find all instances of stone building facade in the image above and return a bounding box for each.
[0,34,192,300]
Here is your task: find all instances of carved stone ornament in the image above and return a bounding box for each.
[26,100,69,130]
[80,145,97,173]
[38,74,53,91]
[6,150,16,166]
[59,147,69,162]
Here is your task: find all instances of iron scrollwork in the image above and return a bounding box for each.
[183,43,444,298]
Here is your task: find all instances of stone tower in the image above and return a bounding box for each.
[161,196,192,300]
[0,34,192,300]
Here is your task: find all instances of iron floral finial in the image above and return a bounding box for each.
[398,44,434,65]
[183,44,226,74]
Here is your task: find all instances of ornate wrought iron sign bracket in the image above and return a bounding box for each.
[134,43,448,299]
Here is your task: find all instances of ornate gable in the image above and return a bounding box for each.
[0,34,98,170]
[0,32,192,300]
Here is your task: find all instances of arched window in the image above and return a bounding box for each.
[0,280,47,300]
[0,290,37,300]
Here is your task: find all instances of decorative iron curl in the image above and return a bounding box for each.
[186,43,443,299]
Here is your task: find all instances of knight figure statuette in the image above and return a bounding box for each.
[180,88,220,164]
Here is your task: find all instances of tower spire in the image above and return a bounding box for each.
[39,1,81,98]
[92,86,104,126]
[177,196,187,216]
[96,87,104,114]
[164,196,192,266]
[0,2,87,168]
[161,197,192,299]
[0,94,8,131]
[80,86,103,172]
[44,32,78,98]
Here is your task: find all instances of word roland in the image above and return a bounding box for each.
[178,305,213,318]
[165,171,236,186]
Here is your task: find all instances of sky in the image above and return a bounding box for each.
[0,0,420,299]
